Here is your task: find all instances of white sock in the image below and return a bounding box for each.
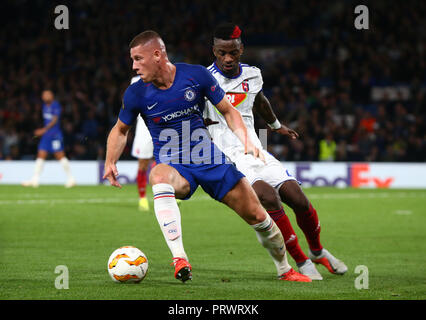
[32,158,45,182]
[152,183,188,261]
[251,214,292,276]
[59,157,74,180]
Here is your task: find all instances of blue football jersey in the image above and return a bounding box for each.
[119,63,225,164]
[42,100,62,135]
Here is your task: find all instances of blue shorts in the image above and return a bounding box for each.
[38,133,64,153]
[169,162,245,201]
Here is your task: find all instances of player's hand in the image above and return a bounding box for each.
[245,144,266,164]
[203,118,219,127]
[274,125,299,139]
[34,128,47,137]
[103,162,122,188]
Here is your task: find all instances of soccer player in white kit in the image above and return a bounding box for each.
[130,76,155,211]
[204,23,347,279]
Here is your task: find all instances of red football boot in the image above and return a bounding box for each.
[279,268,312,282]
[171,257,192,282]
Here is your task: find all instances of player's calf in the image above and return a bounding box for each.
[152,183,191,281]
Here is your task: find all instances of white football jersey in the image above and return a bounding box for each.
[203,62,264,161]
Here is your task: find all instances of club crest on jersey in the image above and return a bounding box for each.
[184,89,196,102]
[242,79,249,92]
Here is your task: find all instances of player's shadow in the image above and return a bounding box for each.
[189,265,275,283]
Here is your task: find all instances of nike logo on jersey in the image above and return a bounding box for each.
[147,102,158,110]
[164,220,176,227]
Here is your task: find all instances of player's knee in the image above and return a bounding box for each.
[252,181,281,211]
[149,164,171,185]
[258,191,281,211]
[246,195,268,224]
[244,205,267,225]
[254,208,268,224]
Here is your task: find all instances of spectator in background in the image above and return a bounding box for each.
[319,132,337,161]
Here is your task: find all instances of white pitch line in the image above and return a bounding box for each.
[0,192,425,206]
[0,198,136,205]
[190,192,426,201]
[307,192,426,200]
[394,210,413,215]
[0,193,119,199]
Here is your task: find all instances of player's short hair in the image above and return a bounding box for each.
[129,30,162,49]
[213,23,242,41]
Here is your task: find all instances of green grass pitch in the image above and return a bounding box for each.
[0,185,425,300]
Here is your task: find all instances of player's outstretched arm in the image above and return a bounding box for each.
[103,119,131,188]
[215,96,265,162]
[253,91,299,139]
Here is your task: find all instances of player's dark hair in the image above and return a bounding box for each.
[213,23,242,41]
[129,30,161,48]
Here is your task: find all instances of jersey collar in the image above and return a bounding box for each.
[213,61,242,79]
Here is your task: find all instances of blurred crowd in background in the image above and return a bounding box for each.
[1,0,425,162]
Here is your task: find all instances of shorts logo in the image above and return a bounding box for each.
[184,89,196,101]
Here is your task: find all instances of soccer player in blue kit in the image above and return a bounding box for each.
[103,31,311,283]
[22,90,75,188]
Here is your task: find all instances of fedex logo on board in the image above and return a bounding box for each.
[296,163,394,188]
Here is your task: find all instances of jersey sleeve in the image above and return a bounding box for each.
[195,66,225,105]
[118,87,140,126]
[250,67,264,95]
[52,101,61,117]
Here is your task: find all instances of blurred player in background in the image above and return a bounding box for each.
[130,76,155,211]
[22,90,76,188]
[103,30,311,283]
[204,23,347,279]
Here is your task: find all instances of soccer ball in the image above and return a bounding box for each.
[107,246,149,283]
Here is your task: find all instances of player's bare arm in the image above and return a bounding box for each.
[253,91,299,139]
[34,115,58,137]
[103,119,132,188]
[215,96,265,161]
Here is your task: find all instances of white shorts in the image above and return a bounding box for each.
[131,116,154,159]
[232,150,296,190]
